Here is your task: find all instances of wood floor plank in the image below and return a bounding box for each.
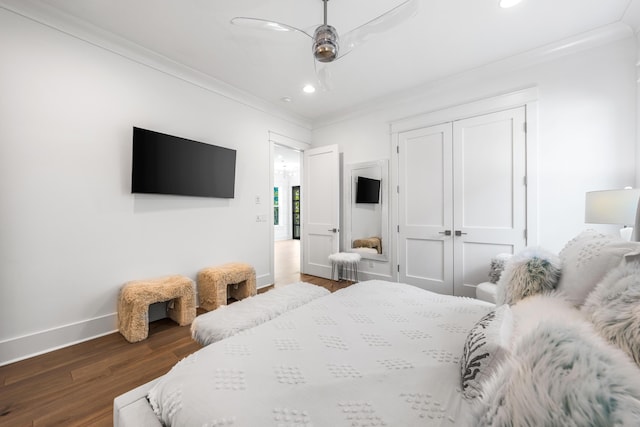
[0,268,341,426]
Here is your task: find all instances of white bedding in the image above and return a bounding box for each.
[148,280,493,426]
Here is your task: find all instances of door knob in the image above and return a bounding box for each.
[328,228,338,233]
[455,230,467,236]
[438,230,452,236]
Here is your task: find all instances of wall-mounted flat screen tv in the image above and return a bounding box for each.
[131,127,236,198]
[355,176,381,204]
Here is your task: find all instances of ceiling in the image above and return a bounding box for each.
[10,0,640,122]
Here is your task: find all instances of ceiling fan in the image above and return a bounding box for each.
[231,0,418,88]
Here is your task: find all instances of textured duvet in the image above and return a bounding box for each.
[148,280,493,426]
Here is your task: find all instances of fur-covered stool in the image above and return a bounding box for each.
[197,262,257,311]
[329,252,362,282]
[118,275,196,343]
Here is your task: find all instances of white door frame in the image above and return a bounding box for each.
[269,131,311,286]
[390,87,539,282]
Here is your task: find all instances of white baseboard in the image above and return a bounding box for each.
[256,272,272,288]
[0,313,117,366]
[1,274,274,366]
[356,271,393,282]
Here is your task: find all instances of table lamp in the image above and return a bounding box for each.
[585,188,640,241]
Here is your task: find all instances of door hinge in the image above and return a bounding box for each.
[397,185,400,194]
[397,225,400,233]
[523,176,527,186]
[524,229,528,240]
[396,145,399,154]
[397,264,400,273]
[523,122,527,133]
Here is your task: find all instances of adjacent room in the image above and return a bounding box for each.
[1,0,640,425]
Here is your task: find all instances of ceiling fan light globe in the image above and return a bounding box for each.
[313,24,339,62]
[314,45,337,62]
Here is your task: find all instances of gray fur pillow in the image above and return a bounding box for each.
[472,313,640,426]
[496,247,562,305]
[488,254,512,284]
[582,262,640,366]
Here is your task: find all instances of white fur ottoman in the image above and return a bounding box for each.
[197,262,257,311]
[329,252,362,282]
[191,282,329,345]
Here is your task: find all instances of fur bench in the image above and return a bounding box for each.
[118,275,196,343]
[191,282,329,345]
[197,262,257,311]
[352,236,382,254]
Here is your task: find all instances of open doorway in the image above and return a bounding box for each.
[274,144,302,286]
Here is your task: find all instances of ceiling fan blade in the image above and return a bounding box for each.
[230,17,312,38]
[338,0,419,59]
[314,60,332,92]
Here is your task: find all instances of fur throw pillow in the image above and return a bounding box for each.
[582,262,640,367]
[488,253,512,284]
[472,314,640,426]
[496,247,562,305]
[509,293,581,338]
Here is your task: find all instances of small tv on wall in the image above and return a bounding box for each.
[131,127,236,198]
[355,176,381,204]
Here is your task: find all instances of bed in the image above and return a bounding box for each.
[115,230,640,426]
[114,280,492,426]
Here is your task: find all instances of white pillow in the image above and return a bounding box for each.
[459,304,513,399]
[557,230,640,306]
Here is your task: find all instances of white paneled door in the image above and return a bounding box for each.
[302,145,340,278]
[398,107,527,296]
[398,123,454,294]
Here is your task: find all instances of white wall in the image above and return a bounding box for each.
[1,10,637,366]
[313,26,638,261]
[0,9,310,364]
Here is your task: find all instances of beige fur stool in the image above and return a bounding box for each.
[118,275,196,343]
[197,263,257,311]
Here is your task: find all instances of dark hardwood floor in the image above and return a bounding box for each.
[0,273,347,427]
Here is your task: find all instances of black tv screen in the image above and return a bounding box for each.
[131,127,236,198]
[355,176,381,204]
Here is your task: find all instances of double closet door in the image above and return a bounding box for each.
[397,107,527,297]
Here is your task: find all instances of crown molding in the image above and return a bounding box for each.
[312,22,634,130]
[0,0,313,131]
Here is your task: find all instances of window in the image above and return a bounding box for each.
[274,187,279,225]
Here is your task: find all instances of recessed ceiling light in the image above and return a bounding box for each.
[280,96,292,103]
[302,84,316,94]
[499,0,523,8]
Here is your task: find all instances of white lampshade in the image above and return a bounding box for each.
[585,189,640,226]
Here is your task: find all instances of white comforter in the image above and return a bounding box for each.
[148,280,493,426]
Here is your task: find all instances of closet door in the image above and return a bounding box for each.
[397,107,527,296]
[398,123,454,294]
[452,107,527,297]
